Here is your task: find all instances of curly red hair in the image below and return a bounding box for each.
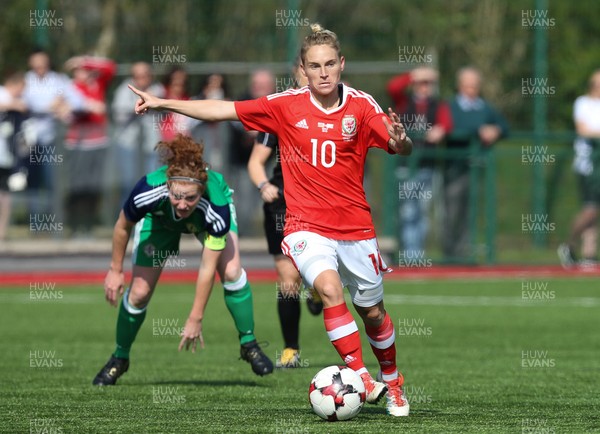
[155,134,209,187]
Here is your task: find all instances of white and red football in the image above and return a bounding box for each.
[308,365,366,421]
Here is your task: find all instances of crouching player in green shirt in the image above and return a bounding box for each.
[93,134,273,385]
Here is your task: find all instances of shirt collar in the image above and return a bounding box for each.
[457,94,484,111]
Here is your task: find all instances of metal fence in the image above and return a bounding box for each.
[8,123,580,266]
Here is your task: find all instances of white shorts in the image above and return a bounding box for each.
[281,231,390,307]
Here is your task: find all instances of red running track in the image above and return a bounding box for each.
[1,265,598,286]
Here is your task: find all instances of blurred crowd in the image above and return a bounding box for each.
[0,50,273,241]
[1,49,598,265]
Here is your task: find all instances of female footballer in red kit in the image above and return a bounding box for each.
[129,24,412,416]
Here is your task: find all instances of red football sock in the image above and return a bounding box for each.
[365,312,398,381]
[323,303,365,374]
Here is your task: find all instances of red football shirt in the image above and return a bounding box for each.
[235,84,394,240]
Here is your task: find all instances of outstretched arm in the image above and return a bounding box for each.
[129,84,239,122]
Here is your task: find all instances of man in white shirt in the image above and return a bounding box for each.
[22,50,84,215]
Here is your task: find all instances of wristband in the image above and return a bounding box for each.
[257,181,268,191]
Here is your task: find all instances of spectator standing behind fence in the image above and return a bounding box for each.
[557,70,600,269]
[112,62,164,206]
[23,50,84,216]
[160,66,189,142]
[443,67,508,261]
[63,56,116,237]
[232,69,276,235]
[387,67,452,257]
[0,72,28,241]
[188,74,233,175]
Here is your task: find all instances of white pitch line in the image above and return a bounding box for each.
[0,293,192,304]
[0,293,100,304]
[2,292,599,308]
[383,294,600,308]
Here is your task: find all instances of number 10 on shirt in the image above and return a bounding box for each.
[311,139,336,168]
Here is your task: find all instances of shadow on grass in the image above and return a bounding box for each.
[360,406,443,418]
[131,379,268,387]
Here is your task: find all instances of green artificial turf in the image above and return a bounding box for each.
[1,277,598,433]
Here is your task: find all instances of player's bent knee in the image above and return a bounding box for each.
[349,288,385,325]
[221,260,243,283]
[124,286,151,312]
[223,268,247,292]
[317,282,345,306]
[355,304,385,325]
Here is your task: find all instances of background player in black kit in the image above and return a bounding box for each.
[248,130,323,368]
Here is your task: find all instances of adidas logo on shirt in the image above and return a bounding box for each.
[295,119,308,129]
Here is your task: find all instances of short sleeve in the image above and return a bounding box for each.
[122,176,168,222]
[198,198,230,238]
[256,131,278,151]
[0,87,11,104]
[234,97,279,135]
[574,96,586,123]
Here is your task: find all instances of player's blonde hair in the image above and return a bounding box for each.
[300,23,341,63]
[155,134,209,189]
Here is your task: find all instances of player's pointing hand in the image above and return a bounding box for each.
[129,84,161,114]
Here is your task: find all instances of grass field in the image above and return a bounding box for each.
[1,276,599,433]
